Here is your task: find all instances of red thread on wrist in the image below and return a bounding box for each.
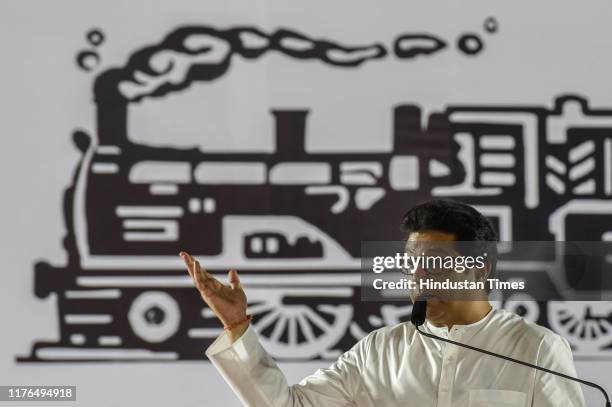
[224,314,252,331]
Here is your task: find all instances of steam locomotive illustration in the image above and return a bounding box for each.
[20,27,612,362]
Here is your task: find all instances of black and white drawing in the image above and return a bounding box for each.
[18,24,612,362]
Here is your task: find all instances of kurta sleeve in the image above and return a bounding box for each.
[205,324,370,407]
[532,334,586,407]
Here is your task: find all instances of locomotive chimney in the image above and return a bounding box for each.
[94,69,128,146]
[272,110,309,158]
[393,105,422,152]
[96,102,128,146]
[393,105,453,158]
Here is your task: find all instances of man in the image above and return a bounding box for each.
[180,199,586,406]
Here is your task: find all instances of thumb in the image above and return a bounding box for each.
[228,269,241,290]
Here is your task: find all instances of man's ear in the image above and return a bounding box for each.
[475,263,491,282]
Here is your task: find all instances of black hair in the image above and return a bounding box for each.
[400,199,498,278]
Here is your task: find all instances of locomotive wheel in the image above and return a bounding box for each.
[503,293,540,322]
[128,291,181,343]
[348,304,415,340]
[548,301,612,353]
[246,288,353,359]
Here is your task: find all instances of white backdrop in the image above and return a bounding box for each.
[2,0,612,405]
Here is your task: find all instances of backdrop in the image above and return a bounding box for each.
[2,0,612,405]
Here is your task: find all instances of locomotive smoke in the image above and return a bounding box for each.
[94,26,387,104]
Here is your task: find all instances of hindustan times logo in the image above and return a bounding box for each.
[371,278,525,291]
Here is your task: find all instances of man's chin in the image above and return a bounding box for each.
[425,298,446,322]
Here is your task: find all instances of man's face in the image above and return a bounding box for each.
[405,230,484,326]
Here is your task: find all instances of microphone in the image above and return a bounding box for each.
[410,300,611,407]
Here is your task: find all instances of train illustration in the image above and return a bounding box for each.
[18,27,612,361]
[18,92,612,362]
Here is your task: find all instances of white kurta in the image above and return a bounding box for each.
[206,308,586,407]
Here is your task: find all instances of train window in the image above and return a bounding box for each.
[269,162,331,185]
[250,237,263,253]
[266,236,279,253]
[194,162,266,184]
[389,156,419,190]
[203,198,216,213]
[129,161,191,184]
[340,162,382,185]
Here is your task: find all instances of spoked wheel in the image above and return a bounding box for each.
[548,301,612,354]
[348,303,414,340]
[246,287,353,359]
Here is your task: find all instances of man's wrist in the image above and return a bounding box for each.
[227,320,250,343]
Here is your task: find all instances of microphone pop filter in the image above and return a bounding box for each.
[411,300,427,327]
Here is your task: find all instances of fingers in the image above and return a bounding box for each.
[193,259,209,282]
[180,252,208,282]
[179,252,218,295]
[179,252,197,284]
[228,269,241,290]
[179,251,194,272]
[194,258,224,293]
[179,252,242,298]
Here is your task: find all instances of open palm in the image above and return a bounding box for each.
[180,252,247,329]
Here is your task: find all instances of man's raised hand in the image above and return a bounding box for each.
[179,252,249,341]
